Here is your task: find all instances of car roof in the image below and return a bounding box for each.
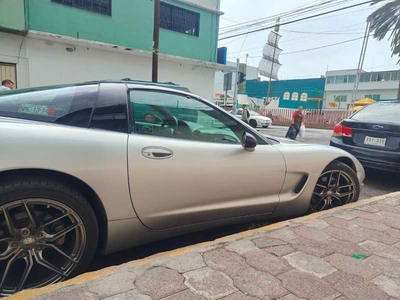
[84,79,190,92]
[0,80,190,95]
[375,101,400,104]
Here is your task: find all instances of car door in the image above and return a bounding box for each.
[127,89,286,230]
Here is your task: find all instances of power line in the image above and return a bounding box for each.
[281,36,366,55]
[226,22,367,55]
[281,28,394,55]
[281,29,365,35]
[219,0,349,33]
[218,0,373,41]
[220,0,325,30]
[228,35,368,59]
[221,16,239,24]
[219,0,340,38]
[219,0,355,36]
[237,26,253,58]
[218,36,248,47]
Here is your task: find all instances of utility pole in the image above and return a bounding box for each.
[244,53,249,94]
[152,0,160,83]
[232,58,240,115]
[266,18,280,103]
[350,21,370,112]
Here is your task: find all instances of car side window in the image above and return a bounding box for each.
[129,90,245,144]
[0,85,98,128]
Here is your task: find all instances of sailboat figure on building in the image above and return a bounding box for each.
[259,21,282,104]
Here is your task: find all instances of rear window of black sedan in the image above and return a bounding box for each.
[0,85,98,128]
[351,102,400,124]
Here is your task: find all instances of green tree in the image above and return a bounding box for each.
[368,0,400,100]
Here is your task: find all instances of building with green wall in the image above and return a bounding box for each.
[0,0,228,99]
[246,78,326,110]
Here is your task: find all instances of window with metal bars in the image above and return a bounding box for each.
[52,0,111,16]
[160,2,200,36]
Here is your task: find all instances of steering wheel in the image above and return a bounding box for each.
[159,116,178,136]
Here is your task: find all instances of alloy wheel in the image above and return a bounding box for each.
[0,199,86,296]
[310,170,357,212]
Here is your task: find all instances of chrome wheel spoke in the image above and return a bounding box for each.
[336,190,355,198]
[337,184,353,190]
[16,252,34,291]
[41,243,78,263]
[44,222,81,242]
[0,199,86,296]
[316,183,327,189]
[328,171,335,186]
[23,201,37,230]
[0,241,19,261]
[319,198,329,210]
[312,168,357,212]
[38,213,72,232]
[0,250,22,292]
[313,197,327,210]
[33,250,67,277]
[335,172,342,188]
[332,195,344,206]
[2,207,18,237]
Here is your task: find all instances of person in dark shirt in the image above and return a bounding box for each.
[292,106,304,139]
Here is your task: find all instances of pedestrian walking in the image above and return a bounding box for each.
[286,106,304,140]
[241,104,250,124]
[0,79,14,91]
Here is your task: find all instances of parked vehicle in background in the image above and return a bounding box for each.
[231,109,272,128]
[330,101,400,173]
[0,80,364,295]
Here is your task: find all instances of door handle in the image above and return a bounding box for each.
[142,147,174,159]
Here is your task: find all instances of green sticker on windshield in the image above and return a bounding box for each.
[18,104,50,116]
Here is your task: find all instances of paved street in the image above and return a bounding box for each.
[13,192,400,300]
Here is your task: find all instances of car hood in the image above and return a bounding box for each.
[263,134,300,144]
[270,139,365,184]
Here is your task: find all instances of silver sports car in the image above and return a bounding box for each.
[0,81,364,295]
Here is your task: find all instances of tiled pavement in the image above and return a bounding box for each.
[11,192,400,300]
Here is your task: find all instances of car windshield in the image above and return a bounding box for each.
[351,102,400,123]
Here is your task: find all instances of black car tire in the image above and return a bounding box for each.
[262,125,269,128]
[0,175,98,295]
[308,161,360,213]
[249,119,258,128]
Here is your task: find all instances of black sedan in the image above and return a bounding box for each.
[330,101,400,173]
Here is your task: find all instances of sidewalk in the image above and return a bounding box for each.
[11,192,400,300]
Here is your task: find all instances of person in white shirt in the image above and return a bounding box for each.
[0,79,14,91]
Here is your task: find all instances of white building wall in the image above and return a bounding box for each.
[0,33,30,88]
[325,90,398,109]
[0,32,217,100]
[325,69,399,108]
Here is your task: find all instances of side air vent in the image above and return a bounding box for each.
[294,175,309,193]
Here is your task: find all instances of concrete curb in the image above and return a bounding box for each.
[10,191,400,300]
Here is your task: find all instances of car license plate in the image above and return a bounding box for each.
[364,136,386,147]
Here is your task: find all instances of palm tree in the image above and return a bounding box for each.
[368,0,400,100]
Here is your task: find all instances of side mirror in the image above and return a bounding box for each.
[242,133,257,152]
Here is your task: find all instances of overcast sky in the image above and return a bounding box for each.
[218,0,399,80]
